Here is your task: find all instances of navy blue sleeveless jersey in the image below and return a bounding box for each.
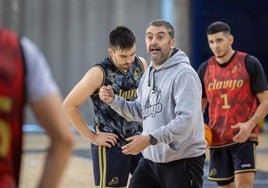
[91,56,145,147]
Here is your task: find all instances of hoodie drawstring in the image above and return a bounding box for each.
[148,66,152,87]
[147,66,156,90]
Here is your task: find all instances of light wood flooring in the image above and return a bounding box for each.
[20,131,268,188]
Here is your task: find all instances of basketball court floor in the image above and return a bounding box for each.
[20,127,268,188]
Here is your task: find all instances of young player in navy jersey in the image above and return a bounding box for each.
[197,21,268,188]
[63,26,147,187]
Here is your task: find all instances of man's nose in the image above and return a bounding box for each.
[151,37,158,45]
[126,56,134,64]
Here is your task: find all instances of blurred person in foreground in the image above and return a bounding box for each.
[0,27,74,188]
[100,20,206,188]
[63,26,147,187]
[197,21,268,188]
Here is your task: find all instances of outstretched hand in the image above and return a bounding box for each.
[99,85,114,104]
[121,135,151,155]
[231,122,252,143]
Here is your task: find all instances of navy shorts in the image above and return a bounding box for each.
[91,144,142,187]
[208,141,256,184]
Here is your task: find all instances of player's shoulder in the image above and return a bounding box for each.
[0,27,18,38]
[245,54,261,64]
[244,53,264,71]
[197,59,209,73]
[137,56,148,70]
[88,65,104,77]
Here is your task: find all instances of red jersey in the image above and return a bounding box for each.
[0,28,25,187]
[203,52,258,146]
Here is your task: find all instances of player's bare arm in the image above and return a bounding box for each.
[201,98,208,113]
[63,66,118,147]
[31,93,74,188]
[139,56,148,70]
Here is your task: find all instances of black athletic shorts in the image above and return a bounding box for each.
[208,141,256,185]
[129,154,205,188]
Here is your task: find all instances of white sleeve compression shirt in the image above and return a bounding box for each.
[20,37,60,103]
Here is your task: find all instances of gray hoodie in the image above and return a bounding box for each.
[110,49,206,163]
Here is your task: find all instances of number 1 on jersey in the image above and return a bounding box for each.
[221,93,230,109]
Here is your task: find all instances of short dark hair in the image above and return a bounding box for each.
[146,19,175,39]
[207,21,231,35]
[109,26,136,51]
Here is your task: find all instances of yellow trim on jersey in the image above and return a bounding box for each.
[98,146,104,187]
[95,186,127,188]
[209,142,237,149]
[102,146,107,187]
[209,140,257,149]
[208,175,234,181]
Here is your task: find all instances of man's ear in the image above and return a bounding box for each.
[229,34,234,45]
[170,38,176,49]
[108,48,113,55]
